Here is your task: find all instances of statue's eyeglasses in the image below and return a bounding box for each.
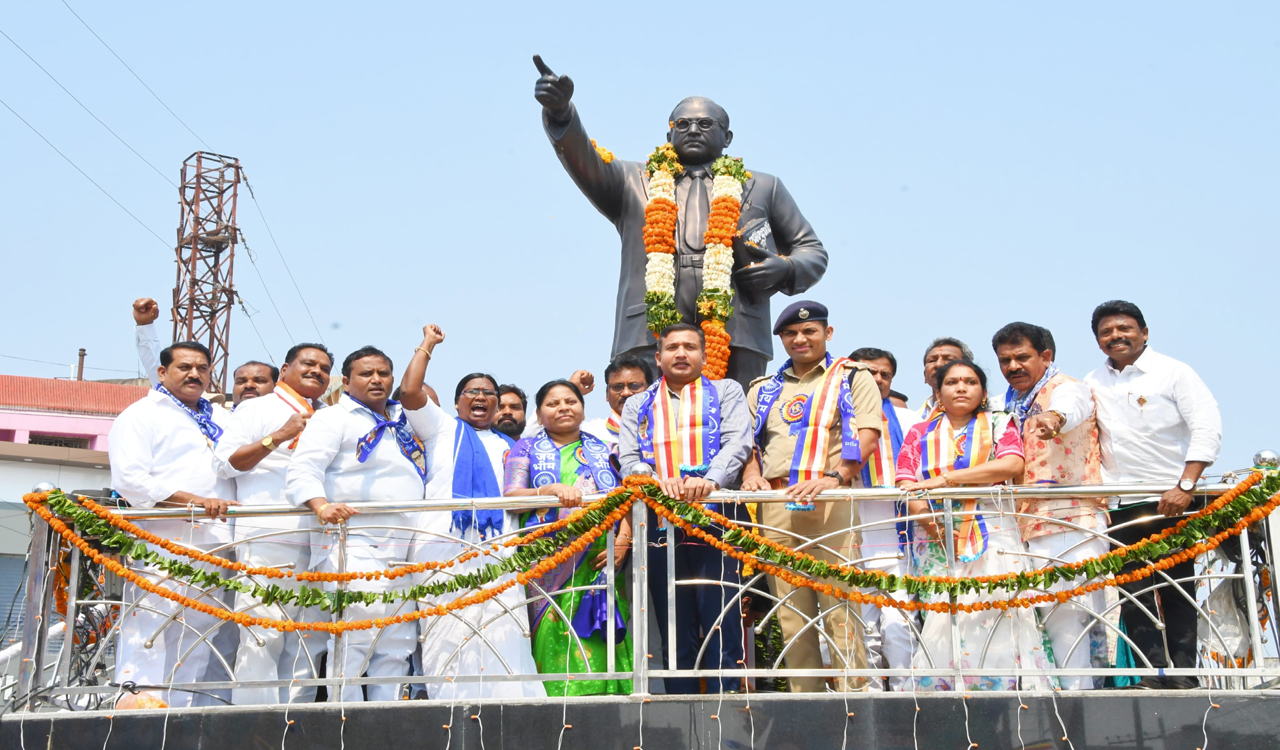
[672,117,719,132]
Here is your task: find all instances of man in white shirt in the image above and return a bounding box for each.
[1083,300,1222,689]
[286,346,428,702]
[134,297,277,407]
[916,337,973,420]
[579,355,655,449]
[992,322,1108,690]
[214,342,333,705]
[397,327,542,700]
[847,346,918,690]
[108,341,239,707]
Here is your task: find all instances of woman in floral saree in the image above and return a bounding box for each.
[503,379,633,696]
[895,360,1053,691]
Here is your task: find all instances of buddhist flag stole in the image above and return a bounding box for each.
[636,377,723,510]
[861,398,904,488]
[919,411,994,562]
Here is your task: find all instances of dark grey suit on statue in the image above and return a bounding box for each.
[543,105,829,385]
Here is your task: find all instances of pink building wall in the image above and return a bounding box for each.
[0,409,117,451]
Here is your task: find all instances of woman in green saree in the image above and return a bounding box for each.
[502,379,634,696]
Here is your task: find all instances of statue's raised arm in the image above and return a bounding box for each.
[533,54,829,387]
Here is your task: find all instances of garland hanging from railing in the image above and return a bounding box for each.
[23,471,1280,625]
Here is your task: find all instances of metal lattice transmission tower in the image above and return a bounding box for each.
[172,152,241,394]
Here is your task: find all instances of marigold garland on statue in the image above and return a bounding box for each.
[641,145,750,379]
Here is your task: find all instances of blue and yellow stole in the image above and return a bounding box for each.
[918,411,995,562]
[752,354,860,509]
[527,430,620,523]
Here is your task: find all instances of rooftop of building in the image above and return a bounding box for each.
[0,375,148,417]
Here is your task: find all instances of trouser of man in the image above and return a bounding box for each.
[116,556,226,708]
[1110,502,1202,684]
[760,485,867,693]
[324,536,417,702]
[1025,529,1110,691]
[231,537,324,705]
[857,500,914,691]
[645,505,746,694]
[619,345,768,391]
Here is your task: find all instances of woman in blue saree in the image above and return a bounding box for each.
[503,379,634,696]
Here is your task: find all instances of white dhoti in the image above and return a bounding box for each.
[1025,527,1111,690]
[415,510,542,700]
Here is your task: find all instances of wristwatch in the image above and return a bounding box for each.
[1177,478,1196,493]
[261,435,276,451]
[823,470,845,486]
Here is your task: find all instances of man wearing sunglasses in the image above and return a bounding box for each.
[580,354,656,449]
[533,55,830,388]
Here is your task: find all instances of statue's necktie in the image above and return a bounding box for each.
[683,168,708,251]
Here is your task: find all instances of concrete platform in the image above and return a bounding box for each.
[5,690,1280,749]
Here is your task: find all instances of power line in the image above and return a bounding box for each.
[236,295,278,366]
[240,172,327,344]
[0,96,168,248]
[57,0,211,151]
[0,26,175,187]
[238,231,295,343]
[0,353,138,374]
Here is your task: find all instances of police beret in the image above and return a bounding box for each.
[772,300,828,335]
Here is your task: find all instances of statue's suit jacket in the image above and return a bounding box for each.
[544,105,828,359]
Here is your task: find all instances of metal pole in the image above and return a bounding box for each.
[606,526,616,674]
[336,523,348,696]
[1238,526,1266,680]
[17,524,55,710]
[75,349,85,381]
[666,514,677,675]
[942,499,963,691]
[57,546,82,688]
[631,500,648,696]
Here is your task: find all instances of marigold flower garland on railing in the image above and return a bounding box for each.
[24,489,635,630]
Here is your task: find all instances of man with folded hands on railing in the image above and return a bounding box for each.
[738,302,883,693]
[285,345,430,702]
[107,340,240,708]
[1083,300,1222,689]
[618,322,753,694]
[991,322,1109,690]
[847,346,918,691]
[397,327,544,700]
[212,342,333,705]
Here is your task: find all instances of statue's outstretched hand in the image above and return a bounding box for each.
[734,242,793,294]
[533,55,574,114]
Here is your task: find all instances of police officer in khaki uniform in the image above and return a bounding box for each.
[741,301,883,692]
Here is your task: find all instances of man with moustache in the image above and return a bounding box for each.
[285,346,428,702]
[213,342,333,705]
[581,354,656,449]
[495,385,528,439]
[108,341,239,707]
[1083,301,1221,689]
[533,56,829,387]
[917,337,973,420]
[991,322,1107,690]
[738,303,882,692]
[618,322,753,693]
[397,326,543,700]
[134,297,277,406]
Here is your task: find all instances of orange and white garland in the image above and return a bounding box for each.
[642,144,750,379]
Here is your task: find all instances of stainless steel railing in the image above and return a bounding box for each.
[7,475,1279,712]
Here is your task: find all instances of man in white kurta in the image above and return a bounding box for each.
[108,342,238,708]
[286,347,427,703]
[213,344,333,705]
[396,328,541,700]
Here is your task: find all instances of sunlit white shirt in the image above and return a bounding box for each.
[215,387,322,534]
[108,389,235,546]
[285,393,427,547]
[136,323,162,388]
[1083,347,1222,493]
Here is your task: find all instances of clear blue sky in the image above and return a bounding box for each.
[2,2,1276,473]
